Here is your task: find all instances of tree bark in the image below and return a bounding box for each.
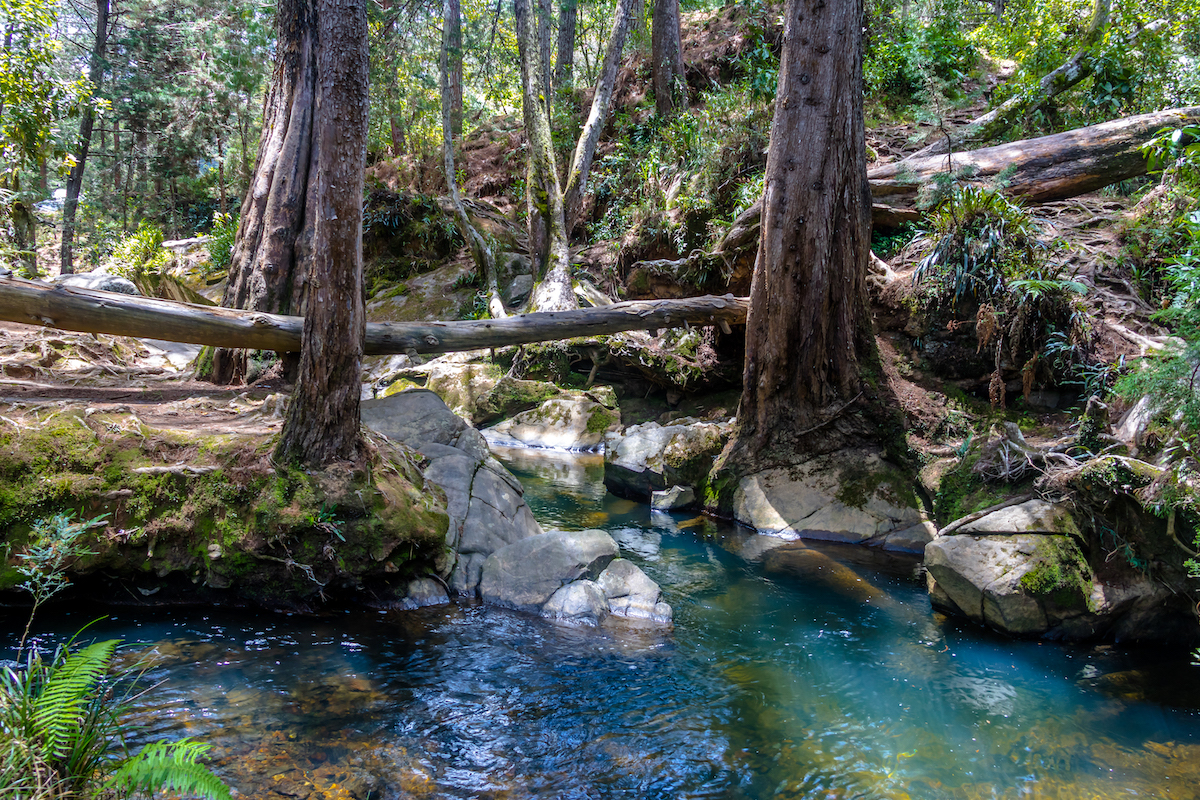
[514,0,575,311]
[274,0,369,468]
[208,0,319,384]
[11,200,36,277]
[716,0,897,479]
[563,0,637,230]
[651,0,686,117]
[554,0,577,89]
[905,0,1110,160]
[60,0,110,276]
[441,0,506,317]
[446,0,464,138]
[0,276,747,355]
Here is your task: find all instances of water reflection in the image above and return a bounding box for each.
[5,446,1200,799]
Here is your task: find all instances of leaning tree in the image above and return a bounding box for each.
[712,0,902,484]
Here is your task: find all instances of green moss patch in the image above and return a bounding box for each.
[1019,536,1093,611]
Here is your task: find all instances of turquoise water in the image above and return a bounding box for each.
[8,446,1200,799]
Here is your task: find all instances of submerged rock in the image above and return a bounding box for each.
[597,558,673,624]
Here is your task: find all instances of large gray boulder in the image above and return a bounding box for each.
[597,558,673,624]
[542,580,610,625]
[732,450,925,546]
[55,271,139,295]
[604,418,731,502]
[483,396,619,451]
[362,389,543,597]
[479,529,619,613]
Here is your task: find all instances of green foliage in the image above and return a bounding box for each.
[865,0,976,107]
[107,222,172,279]
[12,512,106,652]
[0,636,230,800]
[205,211,238,276]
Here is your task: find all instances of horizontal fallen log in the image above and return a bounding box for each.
[0,275,748,356]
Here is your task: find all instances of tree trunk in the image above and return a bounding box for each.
[275,0,369,468]
[554,0,577,90]
[715,0,897,481]
[207,0,319,384]
[11,200,36,278]
[112,121,121,194]
[446,0,464,138]
[651,0,686,117]
[905,0,1110,160]
[537,0,554,104]
[217,136,228,217]
[60,0,110,276]
[514,0,575,311]
[0,276,747,355]
[441,0,506,317]
[563,0,637,230]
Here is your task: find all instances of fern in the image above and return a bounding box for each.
[31,639,118,761]
[107,740,232,800]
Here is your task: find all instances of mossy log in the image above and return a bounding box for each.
[0,275,747,355]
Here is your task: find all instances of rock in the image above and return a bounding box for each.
[877,520,936,553]
[952,499,1080,537]
[1114,396,1155,456]
[597,558,672,624]
[56,271,139,295]
[362,389,543,596]
[651,485,695,511]
[604,418,731,501]
[395,577,450,610]
[541,580,610,625]
[504,274,534,307]
[483,397,619,451]
[479,529,619,613]
[924,533,1091,636]
[732,450,924,545]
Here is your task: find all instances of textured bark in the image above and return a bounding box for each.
[905,0,1110,160]
[651,0,686,117]
[209,0,319,384]
[554,0,577,89]
[60,0,110,275]
[514,0,575,311]
[275,0,369,468]
[0,276,748,355]
[563,0,637,229]
[11,200,35,277]
[441,0,505,317]
[446,0,464,138]
[718,0,893,475]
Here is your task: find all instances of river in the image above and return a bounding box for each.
[8,446,1200,799]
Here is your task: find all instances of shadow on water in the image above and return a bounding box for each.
[7,445,1200,799]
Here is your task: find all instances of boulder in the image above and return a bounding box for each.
[504,274,534,307]
[483,396,619,451]
[604,418,731,501]
[732,450,924,545]
[597,558,673,624]
[361,389,543,595]
[56,271,139,295]
[651,485,695,511]
[479,529,619,613]
[541,580,610,625]
[394,577,451,610]
[952,499,1080,537]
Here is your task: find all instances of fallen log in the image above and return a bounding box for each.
[0,275,748,356]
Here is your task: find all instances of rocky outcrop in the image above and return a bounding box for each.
[924,498,1188,641]
[361,389,543,597]
[730,449,929,552]
[479,530,672,626]
[483,395,620,451]
[604,418,732,504]
[55,270,140,295]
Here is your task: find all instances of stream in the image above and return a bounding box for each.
[8,445,1200,799]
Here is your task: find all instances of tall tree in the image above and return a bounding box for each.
[650,0,685,117]
[275,0,369,467]
[445,0,463,138]
[59,0,110,275]
[713,0,897,481]
[207,0,319,384]
[554,0,576,89]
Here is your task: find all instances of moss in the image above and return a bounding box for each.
[585,408,616,434]
[835,460,919,511]
[1019,536,1093,611]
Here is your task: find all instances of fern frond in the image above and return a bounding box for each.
[106,739,231,800]
[32,639,118,760]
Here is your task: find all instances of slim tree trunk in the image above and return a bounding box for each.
[216,136,228,217]
[537,0,554,105]
[275,0,369,468]
[715,0,896,480]
[60,0,110,275]
[514,0,575,311]
[208,0,319,384]
[554,0,577,89]
[11,200,36,277]
[112,121,120,193]
[651,0,686,117]
[563,0,637,229]
[447,0,464,138]
[442,0,506,317]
